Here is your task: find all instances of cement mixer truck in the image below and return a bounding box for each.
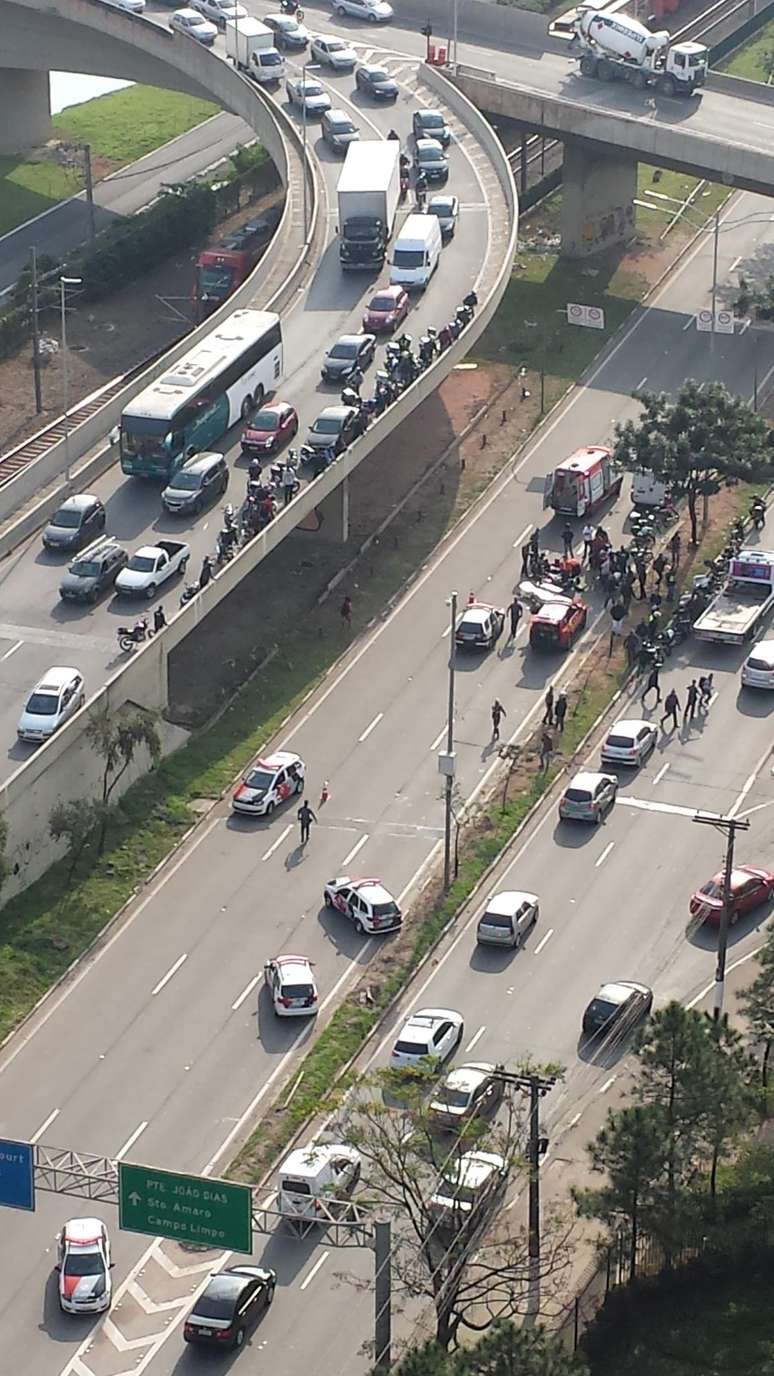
[571,8,707,97]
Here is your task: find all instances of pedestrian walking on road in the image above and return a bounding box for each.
[507,597,523,639]
[491,698,506,742]
[670,530,681,568]
[340,594,352,631]
[582,523,595,564]
[652,551,667,589]
[641,663,661,708]
[699,673,714,710]
[543,685,555,726]
[520,542,531,579]
[554,691,568,733]
[660,688,680,732]
[298,799,317,845]
[624,629,640,669]
[562,521,574,557]
[684,679,699,725]
[539,728,553,771]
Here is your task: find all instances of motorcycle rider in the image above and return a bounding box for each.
[751,495,766,528]
[282,459,299,506]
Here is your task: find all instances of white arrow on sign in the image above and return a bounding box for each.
[128,1191,142,1206]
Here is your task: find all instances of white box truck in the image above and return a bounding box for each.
[693,550,774,645]
[337,141,401,271]
[572,9,707,97]
[225,18,285,85]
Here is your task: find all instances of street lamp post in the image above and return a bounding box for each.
[452,0,459,66]
[301,61,319,241]
[441,592,457,891]
[710,205,720,355]
[60,275,83,482]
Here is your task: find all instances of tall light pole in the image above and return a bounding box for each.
[301,61,319,241]
[60,275,82,482]
[710,205,720,355]
[440,592,457,891]
[452,0,459,66]
[693,811,750,1020]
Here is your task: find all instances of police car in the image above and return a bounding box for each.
[323,876,402,934]
[264,954,318,1016]
[232,751,305,816]
[454,602,504,652]
[56,1218,112,1313]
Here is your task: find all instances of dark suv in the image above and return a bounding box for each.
[161,451,228,515]
[59,537,128,603]
[42,493,106,552]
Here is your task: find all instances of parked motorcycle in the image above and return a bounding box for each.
[117,618,149,653]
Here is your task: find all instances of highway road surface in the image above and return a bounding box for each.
[0,131,773,1373]
[0,34,503,784]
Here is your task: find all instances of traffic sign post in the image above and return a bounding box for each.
[119,1163,252,1252]
[0,1138,35,1211]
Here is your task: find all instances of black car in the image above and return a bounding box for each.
[582,981,653,1039]
[415,138,449,184]
[42,493,106,553]
[306,404,361,455]
[321,333,375,383]
[412,107,451,147]
[355,63,399,100]
[183,1266,276,1350]
[59,536,128,603]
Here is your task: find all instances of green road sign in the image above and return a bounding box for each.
[119,1163,252,1252]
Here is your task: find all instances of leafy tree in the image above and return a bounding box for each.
[614,380,774,543]
[460,1319,587,1376]
[739,927,774,1091]
[49,799,104,881]
[86,706,161,851]
[699,1018,757,1199]
[575,1104,667,1283]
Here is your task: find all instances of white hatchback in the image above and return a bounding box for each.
[390,1008,463,1068]
[601,718,657,767]
[17,667,85,744]
[742,640,774,689]
[190,0,246,25]
[169,8,218,42]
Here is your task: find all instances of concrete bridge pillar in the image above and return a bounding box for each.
[560,144,637,259]
[314,475,350,543]
[0,69,51,153]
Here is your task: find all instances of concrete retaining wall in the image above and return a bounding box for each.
[707,71,774,106]
[0,63,518,903]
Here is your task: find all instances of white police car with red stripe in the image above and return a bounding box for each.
[232,751,305,816]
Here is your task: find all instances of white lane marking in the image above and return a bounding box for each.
[116,1120,149,1162]
[653,762,670,786]
[300,1250,330,1291]
[465,1024,486,1053]
[358,712,383,743]
[319,939,373,1013]
[512,521,533,550]
[737,798,774,820]
[30,1107,59,1143]
[151,953,187,996]
[636,375,647,389]
[618,796,698,818]
[232,974,261,1012]
[342,833,369,867]
[730,739,773,819]
[595,841,614,868]
[430,724,447,751]
[441,622,452,638]
[533,928,554,956]
[598,1075,617,1095]
[730,255,742,272]
[1,639,22,660]
[567,1111,582,1130]
[686,946,762,1011]
[262,822,293,861]
[682,316,694,331]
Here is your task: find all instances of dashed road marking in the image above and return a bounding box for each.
[262,822,293,861]
[151,953,187,996]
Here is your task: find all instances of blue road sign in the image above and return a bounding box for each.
[0,1139,35,1211]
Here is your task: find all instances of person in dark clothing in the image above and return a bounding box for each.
[507,597,523,639]
[543,686,555,726]
[670,530,681,568]
[661,688,680,732]
[652,552,667,589]
[298,800,317,845]
[539,729,553,771]
[491,699,506,742]
[153,605,167,635]
[562,522,574,557]
[684,679,699,724]
[641,664,661,707]
[698,673,714,709]
[554,691,568,733]
[529,529,540,560]
[520,543,531,579]
[340,594,352,630]
[634,554,647,602]
[199,555,213,590]
[624,629,641,669]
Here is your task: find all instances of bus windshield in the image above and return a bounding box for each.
[121,415,172,465]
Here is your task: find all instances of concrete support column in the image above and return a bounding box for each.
[560,144,637,259]
[315,475,350,543]
[0,69,51,154]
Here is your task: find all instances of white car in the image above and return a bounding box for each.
[559,770,618,824]
[390,1008,464,1068]
[310,35,357,69]
[476,890,538,948]
[232,751,305,816]
[264,955,318,1016]
[191,0,246,24]
[103,0,146,12]
[56,1218,112,1314]
[331,0,393,20]
[429,1151,506,1228]
[169,8,218,43]
[600,718,657,767]
[286,75,332,115]
[17,667,85,744]
[742,639,774,689]
[324,876,402,934]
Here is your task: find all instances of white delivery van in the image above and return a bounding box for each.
[277,1143,362,1234]
[390,213,442,290]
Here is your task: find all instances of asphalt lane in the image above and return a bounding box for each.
[0,39,496,783]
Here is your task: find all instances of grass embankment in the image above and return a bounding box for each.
[0,87,218,238]
[719,19,774,82]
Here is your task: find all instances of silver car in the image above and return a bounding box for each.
[476,890,538,948]
[600,718,657,767]
[559,770,617,823]
[310,35,357,69]
[331,0,393,20]
[426,195,459,240]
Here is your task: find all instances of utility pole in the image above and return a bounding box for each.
[694,811,751,1020]
[30,246,42,414]
[440,591,457,891]
[492,1068,556,1313]
[82,144,96,242]
[60,275,83,481]
[373,1219,392,1371]
[710,205,720,355]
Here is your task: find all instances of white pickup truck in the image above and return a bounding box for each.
[693,550,774,645]
[115,540,190,598]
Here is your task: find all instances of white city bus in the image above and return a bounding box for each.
[120,308,283,480]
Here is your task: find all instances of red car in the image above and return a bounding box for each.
[529,598,587,651]
[240,402,298,459]
[362,285,409,334]
[689,865,774,926]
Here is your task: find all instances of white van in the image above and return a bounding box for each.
[390,213,442,290]
[277,1143,361,1233]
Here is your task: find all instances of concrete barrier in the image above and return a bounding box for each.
[391,0,566,54]
[706,71,774,107]
[0,63,518,902]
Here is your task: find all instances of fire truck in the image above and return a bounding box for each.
[544,445,623,518]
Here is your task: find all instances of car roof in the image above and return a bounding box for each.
[332,333,366,347]
[608,718,651,735]
[428,195,455,208]
[404,1007,460,1030]
[362,62,391,76]
[417,108,444,121]
[460,607,489,626]
[596,981,641,1006]
[748,640,774,664]
[535,602,571,623]
[35,666,79,689]
[440,1151,504,1189]
[178,451,223,474]
[254,751,301,771]
[484,890,538,917]
[350,879,393,901]
[63,1217,104,1244]
[370,285,403,300]
[59,493,99,512]
[175,8,202,17]
[442,1063,494,1094]
[327,109,354,123]
[274,954,314,976]
[318,405,353,421]
[570,770,612,790]
[416,138,444,154]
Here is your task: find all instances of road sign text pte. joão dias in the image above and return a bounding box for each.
[118,1162,252,1252]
